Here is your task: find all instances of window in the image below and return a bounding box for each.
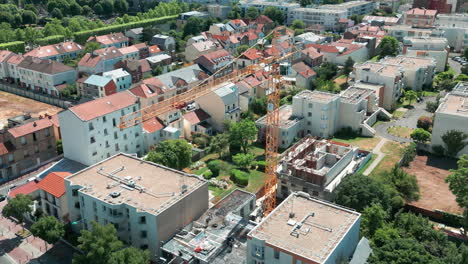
[115,144,119,151]
[103,116,107,122]
[135,133,139,138]
[121,110,125,116]
[139,216,146,224]
[45,129,50,137]
[34,145,39,153]
[140,244,148,250]
[33,133,37,141]
[123,134,127,140]
[72,189,78,196]
[308,112,312,117]
[20,137,26,145]
[90,137,95,144]
[23,150,29,158]
[88,123,94,131]
[105,141,110,148]
[114,131,118,139]
[274,249,280,259]
[253,245,264,259]
[104,129,108,136]
[141,230,147,238]
[74,202,80,209]
[113,118,116,127]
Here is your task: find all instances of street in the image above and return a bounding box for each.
[448,52,463,74]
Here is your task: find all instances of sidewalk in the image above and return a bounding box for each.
[363,138,388,176]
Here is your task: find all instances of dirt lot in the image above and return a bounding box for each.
[404,154,462,215]
[0,91,62,128]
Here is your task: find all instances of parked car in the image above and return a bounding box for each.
[453,56,461,61]
[0,194,6,202]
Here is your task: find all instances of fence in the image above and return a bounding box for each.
[0,83,74,109]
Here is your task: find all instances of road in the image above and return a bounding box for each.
[448,53,462,74]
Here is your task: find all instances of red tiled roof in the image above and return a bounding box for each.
[18,56,75,75]
[78,53,102,68]
[139,59,151,73]
[183,109,210,125]
[0,141,15,155]
[307,44,339,53]
[229,19,247,27]
[243,75,262,87]
[25,41,84,59]
[119,45,139,55]
[8,118,53,138]
[302,46,323,59]
[9,181,38,198]
[133,43,147,49]
[254,15,273,25]
[293,62,316,78]
[69,91,137,121]
[197,49,232,65]
[241,48,261,61]
[407,8,437,16]
[212,35,229,42]
[7,54,23,65]
[48,114,60,127]
[142,117,164,133]
[0,50,13,63]
[148,45,161,54]
[36,172,71,198]
[130,83,164,98]
[87,33,128,46]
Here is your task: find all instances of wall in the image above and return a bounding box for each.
[431,111,468,157]
[0,83,74,108]
[324,217,361,264]
[405,49,448,72]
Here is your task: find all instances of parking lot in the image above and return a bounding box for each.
[448,53,464,74]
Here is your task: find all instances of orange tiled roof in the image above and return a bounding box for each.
[9,181,38,198]
[36,172,71,198]
[8,118,54,138]
[183,109,210,125]
[142,117,164,133]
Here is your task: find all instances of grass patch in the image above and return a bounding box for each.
[331,136,381,151]
[371,141,407,178]
[392,110,406,119]
[387,126,414,138]
[421,91,438,97]
[372,120,384,128]
[193,166,209,175]
[245,170,266,193]
[370,55,380,62]
[357,153,378,175]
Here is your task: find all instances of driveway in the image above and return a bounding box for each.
[448,53,463,74]
[375,97,435,143]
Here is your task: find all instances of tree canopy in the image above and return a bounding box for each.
[245,6,259,19]
[2,194,33,223]
[410,128,431,144]
[107,247,150,264]
[262,6,284,24]
[31,216,65,244]
[442,130,467,157]
[378,36,399,57]
[145,139,192,170]
[229,119,258,154]
[446,155,468,236]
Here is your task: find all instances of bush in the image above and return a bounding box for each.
[256,160,266,172]
[432,145,445,156]
[230,169,249,186]
[401,143,416,167]
[417,116,432,131]
[203,169,213,179]
[207,160,221,177]
[426,101,439,113]
[193,137,208,148]
[36,35,65,46]
[0,41,25,53]
[334,127,359,138]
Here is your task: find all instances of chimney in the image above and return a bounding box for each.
[33,122,37,127]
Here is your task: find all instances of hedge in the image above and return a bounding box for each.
[73,15,177,43]
[0,41,25,53]
[207,160,221,177]
[256,160,266,172]
[203,169,213,180]
[36,35,66,46]
[230,169,249,186]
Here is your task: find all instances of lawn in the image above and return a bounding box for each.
[387,126,414,138]
[331,136,381,151]
[421,91,439,97]
[371,141,407,177]
[392,110,406,119]
[356,153,377,175]
[372,120,384,128]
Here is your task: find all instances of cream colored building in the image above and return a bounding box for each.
[431,82,468,157]
[65,154,208,261]
[402,37,449,72]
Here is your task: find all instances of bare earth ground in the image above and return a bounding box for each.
[0,91,62,128]
[404,155,462,215]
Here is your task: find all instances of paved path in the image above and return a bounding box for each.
[363,137,388,176]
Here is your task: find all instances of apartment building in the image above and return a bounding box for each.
[0,50,15,79]
[287,8,348,31]
[276,136,363,200]
[435,13,468,51]
[379,55,436,90]
[87,32,129,49]
[353,61,404,110]
[17,56,77,96]
[82,75,117,98]
[195,49,234,79]
[59,91,143,166]
[64,154,208,261]
[78,47,124,74]
[207,4,232,19]
[6,53,25,83]
[431,82,468,157]
[384,24,442,41]
[36,171,71,222]
[307,42,369,65]
[103,68,132,92]
[240,0,300,17]
[196,82,241,131]
[363,15,401,25]
[0,117,58,181]
[413,0,455,14]
[247,192,361,264]
[25,41,84,62]
[405,8,437,28]
[402,37,449,72]
[319,1,376,17]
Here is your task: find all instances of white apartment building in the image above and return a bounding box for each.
[64,154,208,261]
[196,82,241,132]
[287,8,348,30]
[435,13,468,52]
[379,55,436,91]
[59,91,143,166]
[240,0,300,16]
[247,192,361,264]
[402,37,449,72]
[384,25,443,41]
[431,82,468,157]
[319,1,376,17]
[0,50,15,79]
[103,68,132,92]
[353,61,404,110]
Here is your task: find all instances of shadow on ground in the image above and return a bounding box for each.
[28,241,75,264]
[424,154,458,171]
[0,237,22,256]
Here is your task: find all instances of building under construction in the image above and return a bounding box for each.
[276,136,369,200]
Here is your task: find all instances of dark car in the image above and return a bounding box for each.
[0,195,6,202]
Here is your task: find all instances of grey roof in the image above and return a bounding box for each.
[37,158,88,179]
[214,82,238,106]
[350,237,372,264]
[156,64,206,89]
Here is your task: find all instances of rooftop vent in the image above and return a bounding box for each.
[109,191,120,198]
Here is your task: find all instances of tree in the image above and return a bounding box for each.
[378,36,399,57]
[350,14,363,24]
[228,3,241,19]
[245,6,259,19]
[315,62,338,80]
[361,203,387,237]
[291,20,305,30]
[236,45,249,56]
[85,42,101,53]
[152,66,163,76]
[249,97,267,115]
[21,10,37,25]
[73,221,123,264]
[262,6,284,24]
[410,128,431,143]
[404,90,417,105]
[101,0,115,15]
[69,2,83,16]
[233,152,255,170]
[183,17,203,37]
[416,116,432,131]
[334,174,403,212]
[209,133,229,158]
[57,139,63,154]
[446,155,468,236]
[31,216,65,245]
[145,139,192,170]
[51,8,63,19]
[384,165,419,201]
[342,57,354,75]
[108,247,150,264]
[442,130,467,157]
[114,0,129,14]
[299,0,312,7]
[229,119,258,154]
[2,194,33,223]
[401,143,416,167]
[93,3,104,15]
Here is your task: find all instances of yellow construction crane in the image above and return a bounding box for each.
[120,27,295,216]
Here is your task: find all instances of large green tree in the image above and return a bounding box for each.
[404,90,418,105]
[145,139,192,170]
[342,56,355,75]
[378,36,399,57]
[361,203,387,237]
[108,247,150,264]
[233,152,255,170]
[442,130,467,157]
[2,194,33,223]
[410,128,431,144]
[209,133,229,158]
[31,216,65,245]
[245,6,259,19]
[229,119,258,154]
[384,165,419,201]
[73,222,123,264]
[446,155,468,236]
[262,6,284,24]
[183,17,203,37]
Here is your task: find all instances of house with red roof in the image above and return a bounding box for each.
[114,59,151,84]
[78,47,124,74]
[301,46,323,67]
[195,49,234,79]
[292,62,317,90]
[25,41,84,63]
[182,109,212,139]
[0,116,59,181]
[118,45,139,61]
[405,8,437,28]
[58,91,143,166]
[237,48,262,68]
[307,42,369,66]
[8,181,39,199]
[37,171,71,222]
[87,32,129,49]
